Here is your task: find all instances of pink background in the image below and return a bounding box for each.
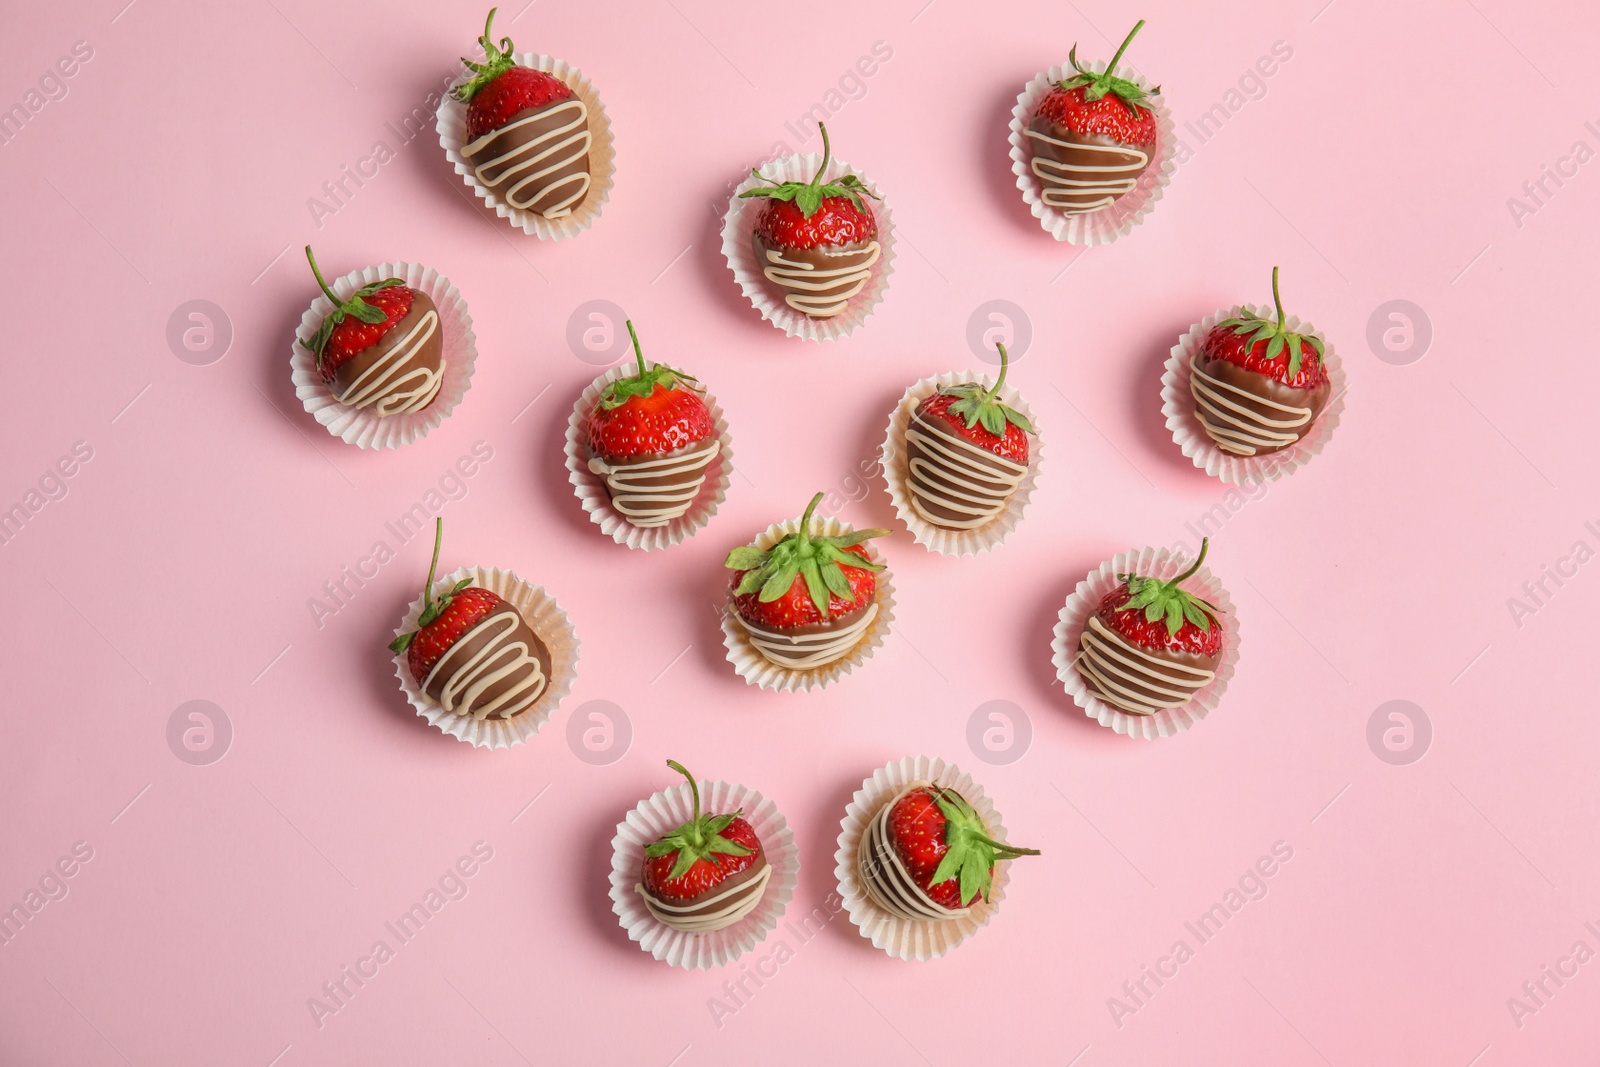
[1,0,1595,1063]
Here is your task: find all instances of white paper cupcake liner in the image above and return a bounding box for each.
[436,52,615,240]
[720,152,896,342]
[1008,60,1175,245]
[610,778,798,970]
[1162,305,1347,485]
[291,262,475,450]
[834,756,1020,961]
[719,514,894,692]
[564,366,733,550]
[880,372,1043,557]
[391,566,578,749]
[1050,546,1239,739]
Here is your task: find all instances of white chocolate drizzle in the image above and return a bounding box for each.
[1024,126,1149,213]
[1075,614,1214,716]
[587,437,721,529]
[464,99,591,218]
[1188,355,1315,456]
[737,602,877,671]
[422,607,547,721]
[759,241,880,318]
[635,863,772,933]
[858,783,973,922]
[336,308,443,416]
[906,412,1029,530]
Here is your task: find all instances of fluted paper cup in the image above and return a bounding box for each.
[1051,546,1239,739]
[391,566,578,749]
[880,371,1043,556]
[610,778,798,970]
[1008,60,1175,245]
[436,52,615,240]
[1162,305,1347,485]
[565,366,733,550]
[720,152,895,342]
[291,262,475,450]
[835,756,1018,960]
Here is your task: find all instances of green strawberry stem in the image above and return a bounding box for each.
[1106,19,1145,75]
[1114,536,1217,637]
[811,123,833,187]
[941,343,1035,437]
[667,760,703,846]
[798,490,823,533]
[453,7,517,103]
[420,517,444,620]
[304,246,341,305]
[626,319,647,377]
[1174,535,1208,585]
[988,342,1011,403]
[1271,265,1285,330]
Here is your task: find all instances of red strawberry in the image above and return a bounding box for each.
[741,123,879,251]
[1034,20,1159,148]
[1096,538,1224,659]
[886,786,1039,910]
[913,342,1033,464]
[641,761,763,902]
[298,246,413,383]
[1204,266,1330,389]
[389,519,506,682]
[724,492,888,629]
[453,8,573,139]
[585,320,714,460]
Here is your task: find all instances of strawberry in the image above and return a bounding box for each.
[1095,538,1223,659]
[298,246,411,383]
[585,320,714,460]
[389,519,507,682]
[914,342,1033,464]
[724,493,888,629]
[1034,20,1159,148]
[453,8,573,139]
[1204,266,1330,389]
[641,761,763,902]
[741,123,879,250]
[885,786,1039,910]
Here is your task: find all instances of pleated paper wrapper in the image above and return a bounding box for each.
[720,152,895,341]
[565,365,733,550]
[1050,546,1239,740]
[879,371,1043,557]
[834,756,1018,961]
[435,52,615,240]
[391,566,578,749]
[1008,60,1175,245]
[720,515,894,692]
[1162,304,1347,485]
[291,262,475,450]
[609,778,798,970]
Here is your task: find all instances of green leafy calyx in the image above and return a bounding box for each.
[723,492,888,619]
[1116,537,1219,637]
[298,245,403,371]
[1214,265,1325,379]
[926,787,1041,907]
[1058,19,1159,116]
[388,518,473,654]
[451,7,517,103]
[644,761,754,882]
[940,342,1034,438]
[597,320,698,410]
[738,122,880,217]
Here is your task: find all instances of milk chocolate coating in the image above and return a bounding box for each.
[331,290,443,409]
[905,415,1020,528]
[422,604,551,721]
[751,233,877,319]
[743,599,871,638]
[592,440,707,511]
[1194,353,1331,456]
[1027,116,1152,212]
[1079,633,1220,713]
[642,851,768,915]
[465,100,591,217]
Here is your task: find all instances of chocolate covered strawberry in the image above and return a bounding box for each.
[636,760,770,933]
[1191,266,1332,456]
[1026,20,1160,214]
[1076,538,1225,716]
[906,342,1035,531]
[389,519,551,721]
[584,320,720,529]
[299,246,443,415]
[453,7,592,218]
[740,123,883,319]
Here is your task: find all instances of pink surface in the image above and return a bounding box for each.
[1,0,1595,1064]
